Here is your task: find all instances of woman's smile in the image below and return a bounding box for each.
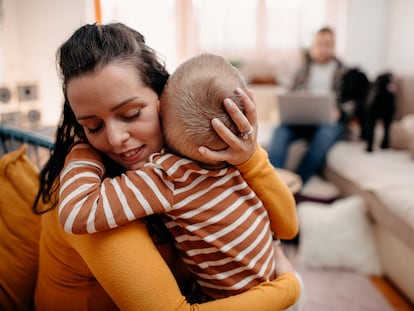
[118,146,145,164]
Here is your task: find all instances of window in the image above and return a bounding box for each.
[193,0,257,51]
[100,0,345,84]
[101,0,176,71]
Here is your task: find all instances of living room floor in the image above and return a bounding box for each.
[282,243,414,311]
[370,276,414,311]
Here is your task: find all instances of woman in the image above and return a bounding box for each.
[33,22,299,310]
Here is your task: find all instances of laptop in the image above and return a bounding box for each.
[277,91,336,125]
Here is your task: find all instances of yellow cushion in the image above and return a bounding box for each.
[0,146,42,311]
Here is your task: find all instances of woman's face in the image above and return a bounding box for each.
[66,63,164,170]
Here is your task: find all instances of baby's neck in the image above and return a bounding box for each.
[198,161,228,170]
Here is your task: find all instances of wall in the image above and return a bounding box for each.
[342,0,414,79]
[0,0,96,126]
[385,0,414,76]
[343,0,389,79]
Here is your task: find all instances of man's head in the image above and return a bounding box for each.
[159,53,248,166]
[310,27,336,64]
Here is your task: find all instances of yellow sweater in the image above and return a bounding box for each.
[34,146,299,311]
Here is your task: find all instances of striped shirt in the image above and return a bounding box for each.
[59,145,276,299]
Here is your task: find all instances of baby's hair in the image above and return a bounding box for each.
[160,53,248,162]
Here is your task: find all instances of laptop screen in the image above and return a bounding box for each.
[277,92,336,125]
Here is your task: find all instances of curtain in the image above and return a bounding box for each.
[100,0,347,85]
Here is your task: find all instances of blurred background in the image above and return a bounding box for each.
[0,0,413,127]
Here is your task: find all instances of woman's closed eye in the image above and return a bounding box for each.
[86,122,103,134]
[121,107,141,121]
[83,108,142,134]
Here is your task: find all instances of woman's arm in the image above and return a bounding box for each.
[237,145,298,239]
[200,88,298,239]
[66,220,300,311]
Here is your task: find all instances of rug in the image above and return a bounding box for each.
[282,243,394,311]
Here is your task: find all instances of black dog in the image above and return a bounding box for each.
[339,68,371,139]
[365,72,396,152]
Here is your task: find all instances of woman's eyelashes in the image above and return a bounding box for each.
[84,108,142,134]
[86,123,103,134]
[121,108,141,121]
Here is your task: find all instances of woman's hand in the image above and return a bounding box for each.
[198,88,258,166]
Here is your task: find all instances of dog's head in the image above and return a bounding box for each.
[373,72,396,93]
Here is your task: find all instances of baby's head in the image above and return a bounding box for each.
[160,53,249,167]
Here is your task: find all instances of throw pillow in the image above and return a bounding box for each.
[390,114,414,150]
[297,195,382,275]
[0,146,42,311]
[390,121,410,150]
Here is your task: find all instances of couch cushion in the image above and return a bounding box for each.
[0,146,42,311]
[410,140,414,159]
[390,114,414,150]
[326,141,414,234]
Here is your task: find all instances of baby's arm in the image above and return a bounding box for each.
[237,144,298,239]
[66,219,300,311]
[59,143,170,234]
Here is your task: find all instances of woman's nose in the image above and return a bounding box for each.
[106,122,129,147]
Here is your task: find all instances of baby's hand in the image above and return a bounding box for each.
[198,88,258,166]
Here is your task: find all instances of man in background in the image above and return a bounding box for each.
[267,27,347,186]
